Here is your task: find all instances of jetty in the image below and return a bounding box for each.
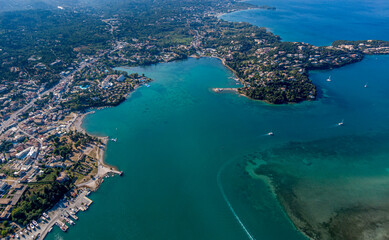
[212,88,238,93]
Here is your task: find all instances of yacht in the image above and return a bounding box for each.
[267,132,274,136]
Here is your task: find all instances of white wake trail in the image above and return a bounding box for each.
[217,160,257,240]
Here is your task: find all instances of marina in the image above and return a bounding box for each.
[9,190,94,240]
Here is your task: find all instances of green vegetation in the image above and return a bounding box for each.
[50,131,98,159]
[0,221,13,237]
[51,136,73,159]
[11,168,72,225]
[0,9,111,81]
[0,141,13,154]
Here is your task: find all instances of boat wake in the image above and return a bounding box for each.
[217,160,257,240]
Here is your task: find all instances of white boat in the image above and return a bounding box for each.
[326,76,332,82]
[110,138,117,142]
[364,83,368,88]
[267,132,274,136]
[338,119,344,126]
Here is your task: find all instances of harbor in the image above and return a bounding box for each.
[9,189,93,240]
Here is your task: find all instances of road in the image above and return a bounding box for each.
[0,43,123,135]
[0,72,76,135]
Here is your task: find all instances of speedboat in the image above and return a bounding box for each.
[338,120,344,126]
[326,75,332,82]
[267,132,274,136]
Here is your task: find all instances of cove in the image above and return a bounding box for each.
[45,0,389,238]
[45,57,308,240]
[45,54,389,240]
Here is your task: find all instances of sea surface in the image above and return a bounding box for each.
[46,1,389,239]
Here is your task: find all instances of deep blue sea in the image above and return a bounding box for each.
[46,1,389,240]
[223,0,389,46]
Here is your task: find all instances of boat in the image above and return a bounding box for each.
[32,220,38,226]
[43,213,49,219]
[65,218,75,225]
[326,75,332,82]
[338,119,344,126]
[364,83,368,88]
[119,171,124,176]
[110,138,117,142]
[60,225,68,232]
[267,132,274,136]
[146,84,151,88]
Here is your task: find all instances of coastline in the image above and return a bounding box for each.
[68,84,151,188]
[209,56,287,104]
[61,112,120,193]
[69,81,148,189]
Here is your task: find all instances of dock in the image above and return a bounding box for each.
[212,88,238,93]
[34,190,93,240]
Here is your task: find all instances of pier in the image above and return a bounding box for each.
[21,189,94,240]
[211,88,238,93]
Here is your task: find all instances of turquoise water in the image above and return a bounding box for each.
[46,0,389,239]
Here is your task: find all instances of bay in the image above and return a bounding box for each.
[46,0,389,239]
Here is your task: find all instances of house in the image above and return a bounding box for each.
[56,172,69,183]
[0,199,11,206]
[0,205,12,219]
[116,75,125,82]
[0,181,9,193]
